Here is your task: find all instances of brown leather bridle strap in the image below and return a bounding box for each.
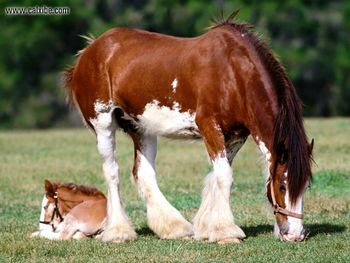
[269,177,303,219]
[39,192,64,230]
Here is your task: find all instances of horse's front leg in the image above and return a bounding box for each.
[193,118,246,243]
[91,109,136,243]
[31,223,62,240]
[131,134,193,239]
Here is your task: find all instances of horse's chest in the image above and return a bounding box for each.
[133,100,201,139]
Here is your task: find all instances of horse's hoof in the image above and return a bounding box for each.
[101,226,137,243]
[181,235,193,241]
[217,237,242,244]
[30,231,40,238]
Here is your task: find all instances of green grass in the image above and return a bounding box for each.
[0,118,349,262]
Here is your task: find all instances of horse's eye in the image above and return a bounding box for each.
[44,205,49,210]
[279,184,286,193]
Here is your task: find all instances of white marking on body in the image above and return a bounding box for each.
[194,152,245,242]
[93,100,115,114]
[137,100,200,138]
[171,78,178,93]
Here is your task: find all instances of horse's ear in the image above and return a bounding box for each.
[308,138,314,155]
[44,179,55,197]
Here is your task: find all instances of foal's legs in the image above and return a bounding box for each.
[131,134,193,239]
[193,118,246,243]
[90,108,136,242]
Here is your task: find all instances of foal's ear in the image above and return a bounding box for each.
[44,179,55,197]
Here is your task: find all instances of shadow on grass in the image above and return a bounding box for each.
[243,224,273,237]
[242,223,346,238]
[136,227,155,237]
[306,223,346,237]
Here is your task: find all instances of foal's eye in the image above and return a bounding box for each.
[44,205,49,210]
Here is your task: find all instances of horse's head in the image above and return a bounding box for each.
[267,139,314,242]
[39,180,65,231]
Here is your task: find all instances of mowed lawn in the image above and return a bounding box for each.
[0,118,349,262]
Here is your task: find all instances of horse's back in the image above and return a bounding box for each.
[71,26,267,137]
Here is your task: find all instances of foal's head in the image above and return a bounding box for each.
[39,180,106,231]
[39,180,65,231]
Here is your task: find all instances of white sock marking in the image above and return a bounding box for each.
[135,135,192,238]
[90,101,135,240]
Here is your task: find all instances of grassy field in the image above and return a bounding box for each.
[0,118,349,262]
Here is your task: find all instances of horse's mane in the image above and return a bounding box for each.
[211,10,312,205]
[54,182,106,199]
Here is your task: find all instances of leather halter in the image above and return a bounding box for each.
[268,177,303,219]
[39,192,64,231]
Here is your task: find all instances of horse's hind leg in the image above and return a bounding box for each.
[90,106,136,242]
[131,134,193,239]
[193,118,246,243]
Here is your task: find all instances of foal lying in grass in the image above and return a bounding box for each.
[31,180,106,240]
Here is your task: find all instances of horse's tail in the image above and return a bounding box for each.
[272,77,312,205]
[62,65,75,106]
[61,34,97,108]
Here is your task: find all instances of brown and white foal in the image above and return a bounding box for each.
[31,180,106,240]
[63,11,313,243]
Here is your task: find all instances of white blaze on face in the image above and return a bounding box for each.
[39,195,52,231]
[284,175,305,240]
[137,100,200,138]
[171,78,178,93]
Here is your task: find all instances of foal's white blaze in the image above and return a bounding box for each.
[171,78,178,93]
[39,195,53,231]
[137,100,200,138]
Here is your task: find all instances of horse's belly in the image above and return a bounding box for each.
[132,100,201,139]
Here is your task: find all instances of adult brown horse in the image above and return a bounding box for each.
[63,11,313,243]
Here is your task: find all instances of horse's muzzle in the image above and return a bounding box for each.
[280,228,306,242]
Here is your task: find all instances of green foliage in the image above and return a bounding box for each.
[310,170,350,196]
[0,0,349,128]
